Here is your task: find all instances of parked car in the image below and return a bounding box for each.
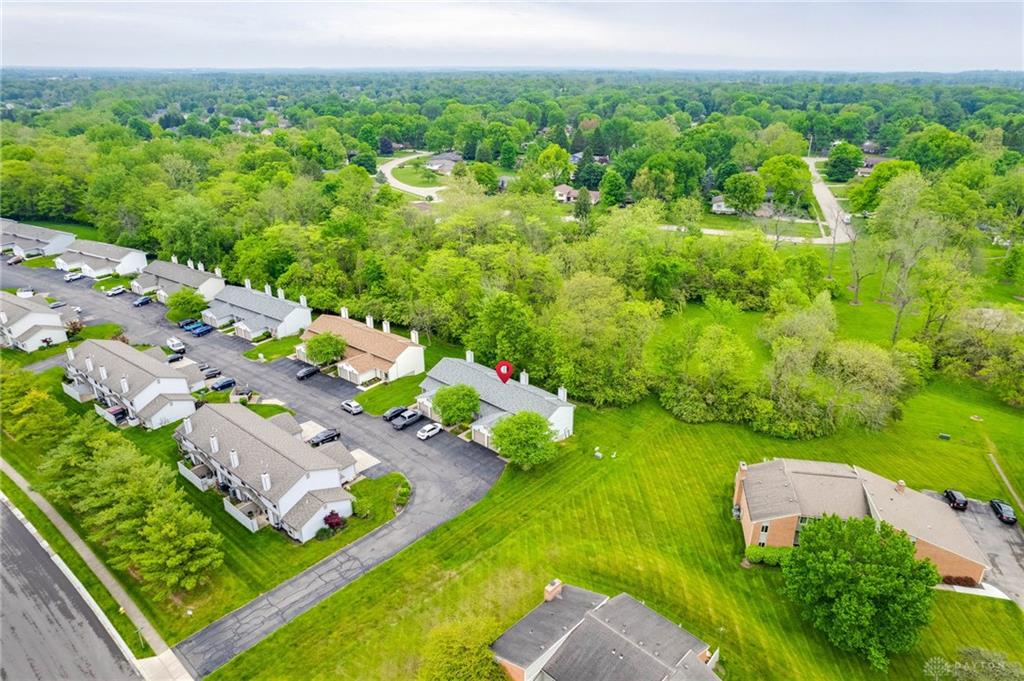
[341,400,364,415]
[104,285,126,297]
[391,410,422,431]
[196,361,210,371]
[990,499,1017,525]
[63,271,84,282]
[296,365,320,380]
[944,489,968,510]
[72,306,82,314]
[48,300,67,309]
[166,337,186,353]
[416,423,442,440]
[309,428,341,447]
[177,318,198,329]
[382,406,407,422]
[6,255,24,265]
[132,295,151,307]
[167,353,185,364]
[203,367,222,379]
[16,287,33,296]
[234,386,253,398]
[191,324,214,337]
[210,377,236,391]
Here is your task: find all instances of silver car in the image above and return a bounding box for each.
[341,400,364,415]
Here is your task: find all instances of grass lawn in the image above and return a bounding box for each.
[210,393,1024,681]
[699,212,821,239]
[22,255,57,268]
[2,368,410,644]
[1,472,154,658]
[92,275,135,293]
[0,322,123,368]
[393,160,447,188]
[25,220,104,242]
[355,332,464,415]
[242,335,302,361]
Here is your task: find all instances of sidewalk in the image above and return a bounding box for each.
[1,460,193,681]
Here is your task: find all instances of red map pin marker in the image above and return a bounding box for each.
[495,360,514,384]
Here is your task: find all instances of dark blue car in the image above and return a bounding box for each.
[210,377,236,391]
[191,324,214,337]
[132,296,152,307]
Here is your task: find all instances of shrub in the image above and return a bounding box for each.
[941,575,978,587]
[745,545,793,566]
[394,482,411,507]
[315,527,332,541]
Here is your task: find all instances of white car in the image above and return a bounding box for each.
[104,285,126,297]
[64,271,84,282]
[341,400,364,415]
[416,423,442,440]
[166,337,186,353]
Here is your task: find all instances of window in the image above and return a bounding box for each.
[758,523,769,547]
[794,517,810,546]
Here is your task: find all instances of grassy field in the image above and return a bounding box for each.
[1,472,154,658]
[242,335,302,361]
[1,367,410,643]
[355,333,464,415]
[699,212,822,239]
[25,220,104,242]
[92,274,135,292]
[0,322,122,367]
[22,255,57,268]
[392,160,447,188]
[211,393,1023,681]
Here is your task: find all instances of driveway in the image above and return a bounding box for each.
[379,151,447,202]
[944,495,1024,607]
[1,504,140,681]
[6,264,505,677]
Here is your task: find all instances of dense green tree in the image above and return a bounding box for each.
[499,141,517,169]
[598,168,627,206]
[758,154,812,210]
[491,411,558,471]
[165,287,208,321]
[432,384,480,426]
[723,172,766,214]
[466,292,537,372]
[137,493,224,596]
[825,142,864,182]
[848,160,920,213]
[415,620,505,681]
[305,332,348,365]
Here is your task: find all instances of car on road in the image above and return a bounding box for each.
[416,423,442,440]
[296,365,320,380]
[104,286,126,297]
[308,428,341,447]
[210,377,236,391]
[166,337,186,353]
[191,324,214,337]
[341,400,364,415]
[203,367,223,379]
[131,295,151,307]
[166,353,185,364]
[177,318,198,328]
[48,300,67,309]
[391,410,422,431]
[196,361,210,371]
[990,499,1018,525]
[182,321,205,331]
[63,271,84,282]
[382,406,407,422]
[6,255,24,266]
[944,489,968,510]
[72,306,82,314]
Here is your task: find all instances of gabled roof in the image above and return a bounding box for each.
[67,340,185,401]
[60,238,144,263]
[301,315,419,364]
[0,218,73,247]
[206,285,305,325]
[0,291,63,327]
[136,260,220,292]
[281,487,355,529]
[491,586,607,668]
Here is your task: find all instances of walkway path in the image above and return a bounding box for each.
[378,151,447,202]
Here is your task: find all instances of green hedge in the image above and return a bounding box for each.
[745,545,793,566]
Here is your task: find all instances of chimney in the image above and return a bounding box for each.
[896,479,906,494]
[264,283,272,296]
[214,266,222,278]
[98,364,107,380]
[183,416,193,434]
[229,449,239,468]
[365,315,373,329]
[544,579,564,602]
[382,319,390,334]
[244,278,252,289]
[466,350,474,363]
[299,294,307,307]
[198,261,205,272]
[733,461,749,505]
[171,254,178,264]
[209,434,219,454]
[66,347,75,361]
[260,472,271,492]
[119,375,129,394]
[340,306,349,319]
[277,287,285,300]
[557,386,567,402]
[410,329,419,345]
[0,311,6,324]
[520,371,529,386]
[187,258,194,269]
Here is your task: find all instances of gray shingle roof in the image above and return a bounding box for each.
[0,292,62,327]
[67,340,184,401]
[175,404,350,503]
[0,218,73,248]
[136,260,220,293]
[491,586,607,668]
[206,285,304,325]
[281,487,355,529]
[61,238,144,263]
[421,358,571,422]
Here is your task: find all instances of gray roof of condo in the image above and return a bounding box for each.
[206,285,305,324]
[136,260,221,291]
[0,292,63,326]
[281,487,355,529]
[67,339,185,401]
[61,238,145,262]
[421,358,571,420]
[175,404,354,504]
[0,218,73,245]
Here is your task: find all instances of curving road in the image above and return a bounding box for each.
[379,151,447,202]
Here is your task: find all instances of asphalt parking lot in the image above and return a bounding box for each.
[954,497,1024,606]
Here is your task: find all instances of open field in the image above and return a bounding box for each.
[699,212,822,239]
[392,160,448,188]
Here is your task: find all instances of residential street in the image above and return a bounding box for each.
[3,265,505,677]
[378,151,447,201]
[1,504,140,681]
[804,156,855,244]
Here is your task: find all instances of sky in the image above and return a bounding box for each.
[2,1,1022,73]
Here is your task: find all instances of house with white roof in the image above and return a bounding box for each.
[54,239,147,278]
[417,352,574,451]
[294,308,424,385]
[0,218,76,258]
[0,291,68,352]
[131,256,226,303]
[202,282,311,341]
[174,404,357,542]
[62,339,197,429]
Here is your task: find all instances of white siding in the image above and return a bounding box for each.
[145,398,196,429]
[275,306,313,338]
[387,345,425,381]
[296,498,354,543]
[115,251,148,275]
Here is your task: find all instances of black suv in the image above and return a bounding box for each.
[382,406,407,422]
[990,499,1017,525]
[943,489,968,510]
[391,410,422,431]
[309,428,341,447]
[296,365,320,380]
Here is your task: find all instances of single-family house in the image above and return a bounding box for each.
[424,151,463,175]
[173,404,356,542]
[201,282,311,341]
[294,309,424,385]
[417,353,574,450]
[491,579,721,681]
[0,291,69,352]
[861,140,882,155]
[62,339,197,429]
[0,218,76,258]
[856,154,891,178]
[54,239,147,278]
[733,459,991,584]
[553,184,600,205]
[710,195,736,215]
[131,256,226,303]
